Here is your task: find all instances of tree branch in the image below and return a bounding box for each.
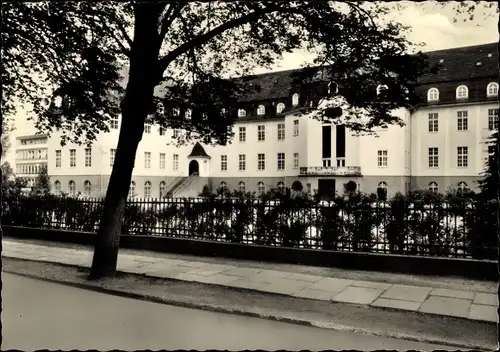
[159,4,186,39]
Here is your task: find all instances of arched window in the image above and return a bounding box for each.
[277,181,285,193]
[185,109,192,120]
[257,105,265,115]
[428,181,438,193]
[159,181,166,198]
[487,82,499,97]
[54,180,61,195]
[238,181,246,193]
[238,109,246,117]
[328,81,338,95]
[84,180,92,196]
[257,181,265,194]
[457,181,468,191]
[456,85,469,99]
[291,180,303,191]
[276,103,286,114]
[144,181,152,198]
[377,181,387,190]
[68,180,76,196]
[427,88,439,102]
[292,93,299,106]
[219,181,228,193]
[376,84,388,95]
[129,181,136,198]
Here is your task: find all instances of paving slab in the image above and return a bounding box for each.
[469,304,498,323]
[419,296,471,318]
[473,293,497,306]
[430,288,475,300]
[349,280,392,290]
[172,273,239,285]
[258,278,310,296]
[222,267,263,277]
[185,265,236,276]
[381,284,432,302]
[292,288,340,301]
[333,286,384,305]
[226,279,271,291]
[244,270,293,283]
[175,260,211,268]
[306,277,353,292]
[371,298,422,311]
[285,273,323,283]
[143,266,193,279]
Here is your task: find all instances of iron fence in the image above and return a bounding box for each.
[2,195,497,260]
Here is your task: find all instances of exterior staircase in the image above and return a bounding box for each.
[171,172,200,198]
[165,176,188,197]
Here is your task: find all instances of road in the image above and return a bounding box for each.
[3,273,455,351]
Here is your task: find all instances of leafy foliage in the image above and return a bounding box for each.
[30,164,51,196]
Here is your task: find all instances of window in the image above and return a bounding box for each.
[257,125,265,141]
[239,126,246,142]
[159,127,166,136]
[257,182,265,194]
[293,153,299,169]
[159,153,166,169]
[173,129,179,138]
[428,113,438,132]
[277,123,285,141]
[377,150,388,167]
[110,149,116,167]
[428,147,439,168]
[376,84,388,96]
[293,120,299,136]
[55,150,61,168]
[238,181,246,193]
[110,115,119,129]
[276,103,285,114]
[277,153,285,170]
[238,109,246,117]
[277,181,285,193]
[173,154,179,171]
[487,82,499,97]
[220,181,228,192]
[427,88,439,101]
[378,181,388,192]
[457,146,468,168]
[238,154,246,171]
[54,180,61,194]
[428,182,438,193]
[292,93,299,106]
[144,152,151,168]
[257,153,265,170]
[69,149,76,167]
[458,181,468,191]
[185,109,192,120]
[457,111,468,131]
[84,180,91,196]
[85,148,92,167]
[144,181,151,198]
[159,181,166,198]
[488,109,499,130]
[323,158,332,167]
[257,105,265,115]
[68,180,76,196]
[129,181,136,198]
[337,158,345,167]
[221,155,227,171]
[144,123,151,134]
[456,85,469,99]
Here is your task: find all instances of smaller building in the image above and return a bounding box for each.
[15,134,49,188]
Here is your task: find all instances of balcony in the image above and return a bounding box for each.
[299,166,362,177]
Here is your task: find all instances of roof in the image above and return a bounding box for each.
[188,142,210,158]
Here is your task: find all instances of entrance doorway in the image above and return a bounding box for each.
[318,179,336,201]
[188,160,199,175]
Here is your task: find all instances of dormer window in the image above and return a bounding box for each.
[487,82,499,97]
[238,109,246,117]
[276,103,285,114]
[427,88,439,102]
[376,84,388,96]
[185,109,192,120]
[257,105,265,115]
[456,85,469,99]
[292,93,299,106]
[327,81,338,95]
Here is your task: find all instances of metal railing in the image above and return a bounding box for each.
[299,166,362,176]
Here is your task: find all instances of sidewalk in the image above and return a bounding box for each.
[2,238,497,323]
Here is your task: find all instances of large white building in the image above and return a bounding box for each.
[15,42,499,198]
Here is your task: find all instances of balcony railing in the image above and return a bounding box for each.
[299,166,362,176]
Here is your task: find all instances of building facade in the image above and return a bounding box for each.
[15,42,499,198]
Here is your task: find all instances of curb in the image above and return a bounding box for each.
[3,257,493,351]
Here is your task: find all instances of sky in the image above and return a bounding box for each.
[5,1,498,166]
